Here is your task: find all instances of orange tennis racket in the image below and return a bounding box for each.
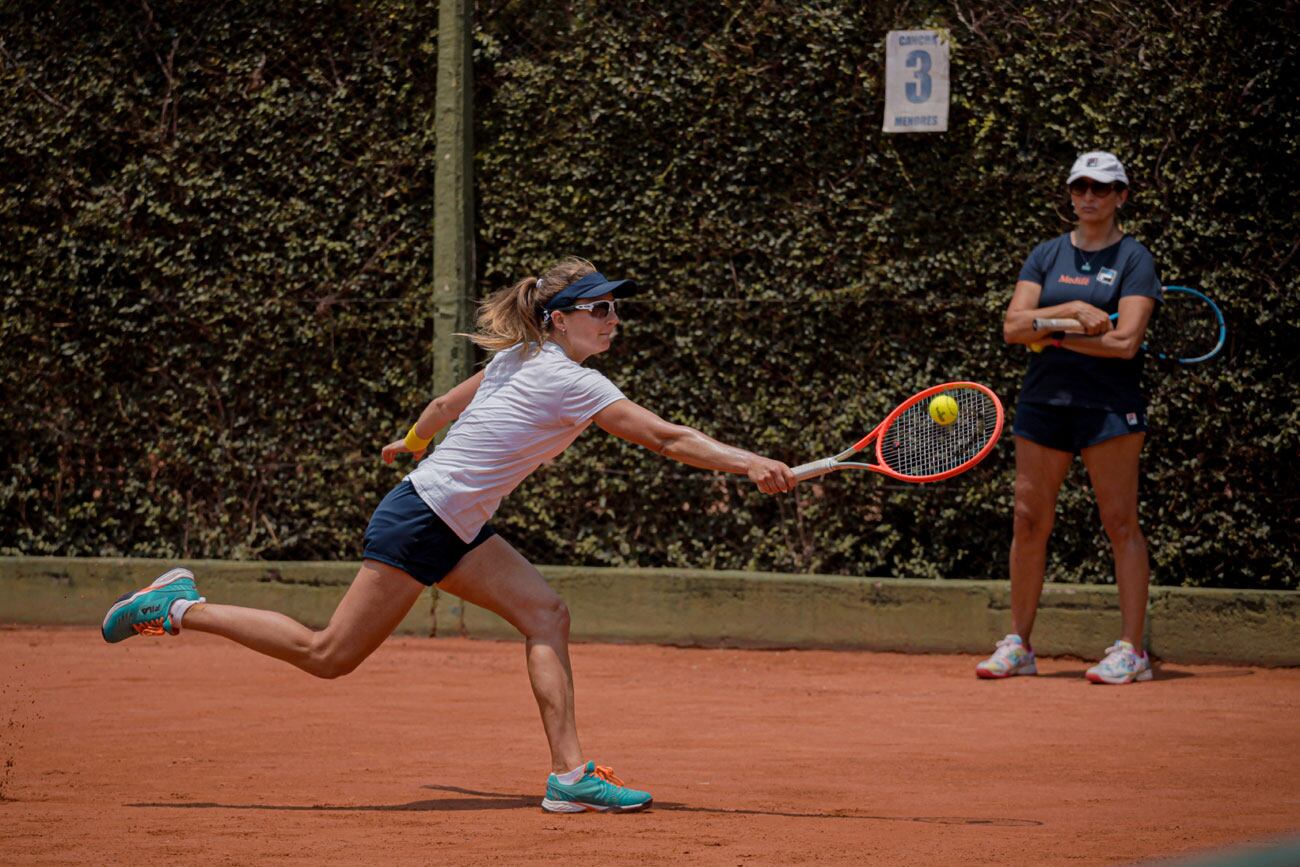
[793,382,1005,483]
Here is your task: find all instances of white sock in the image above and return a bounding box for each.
[169,597,205,632]
[555,763,586,785]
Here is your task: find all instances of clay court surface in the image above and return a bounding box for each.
[2,627,1298,865]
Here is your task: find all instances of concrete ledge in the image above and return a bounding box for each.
[0,557,434,636]
[441,567,1300,666]
[2,557,1296,665]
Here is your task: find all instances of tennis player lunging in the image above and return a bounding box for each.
[102,257,797,812]
[981,151,1162,685]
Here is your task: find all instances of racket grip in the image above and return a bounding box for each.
[1032,317,1082,331]
[792,458,837,481]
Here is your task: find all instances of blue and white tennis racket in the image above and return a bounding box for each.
[1032,285,1225,365]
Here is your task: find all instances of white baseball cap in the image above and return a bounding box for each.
[1067,151,1129,186]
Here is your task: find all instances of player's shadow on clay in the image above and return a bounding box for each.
[127,792,535,812]
[420,786,1043,825]
[128,785,1042,825]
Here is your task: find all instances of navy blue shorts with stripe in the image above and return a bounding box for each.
[1012,402,1148,455]
[362,479,496,586]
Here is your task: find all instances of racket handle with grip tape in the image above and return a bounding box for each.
[792,457,838,481]
[1031,317,1083,331]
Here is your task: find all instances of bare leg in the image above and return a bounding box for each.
[1010,436,1075,643]
[183,560,425,679]
[437,535,582,774]
[1081,433,1149,647]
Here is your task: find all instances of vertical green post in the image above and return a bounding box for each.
[432,0,474,401]
[429,0,474,636]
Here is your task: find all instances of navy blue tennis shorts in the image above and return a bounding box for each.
[1013,402,1148,454]
[362,479,496,586]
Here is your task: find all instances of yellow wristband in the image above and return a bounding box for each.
[404,424,433,452]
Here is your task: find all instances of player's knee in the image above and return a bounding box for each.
[305,637,364,680]
[1100,510,1144,546]
[527,595,570,641]
[314,657,361,680]
[1013,499,1053,540]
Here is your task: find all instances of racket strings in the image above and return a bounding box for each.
[878,389,995,479]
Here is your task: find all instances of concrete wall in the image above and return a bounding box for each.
[0,557,432,636]
[3,557,1297,665]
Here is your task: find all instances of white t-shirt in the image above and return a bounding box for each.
[407,341,626,542]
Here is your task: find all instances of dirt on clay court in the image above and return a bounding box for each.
[1,627,1298,866]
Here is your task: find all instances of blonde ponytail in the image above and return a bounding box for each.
[464,257,597,354]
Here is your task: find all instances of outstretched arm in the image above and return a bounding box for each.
[593,399,796,494]
[381,370,486,463]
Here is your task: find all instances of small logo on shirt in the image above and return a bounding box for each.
[1126,412,1139,427]
[1097,267,1118,285]
[1058,274,1090,286]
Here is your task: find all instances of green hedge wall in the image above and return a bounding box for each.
[1,1,437,560]
[2,0,1296,588]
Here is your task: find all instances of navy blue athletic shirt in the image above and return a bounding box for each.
[1018,233,1162,412]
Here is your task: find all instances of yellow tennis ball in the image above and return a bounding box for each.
[929,394,959,426]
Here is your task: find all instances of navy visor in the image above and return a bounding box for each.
[543,271,639,312]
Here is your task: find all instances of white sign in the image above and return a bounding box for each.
[883,30,950,133]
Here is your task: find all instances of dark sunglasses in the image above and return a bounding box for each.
[559,299,618,319]
[1068,179,1123,196]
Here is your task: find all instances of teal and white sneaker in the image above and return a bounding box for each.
[542,762,653,813]
[1086,640,1152,684]
[975,634,1038,679]
[101,568,203,643]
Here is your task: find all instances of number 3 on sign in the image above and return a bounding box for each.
[906,49,932,102]
[883,30,950,133]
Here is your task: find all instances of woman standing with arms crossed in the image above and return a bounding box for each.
[102,256,797,811]
[978,152,1163,685]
